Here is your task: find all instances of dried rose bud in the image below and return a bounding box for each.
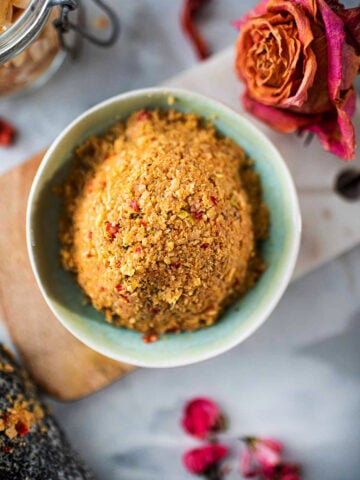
[240,437,283,477]
[182,444,228,476]
[181,397,224,439]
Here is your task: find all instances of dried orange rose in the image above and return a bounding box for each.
[234,0,360,160]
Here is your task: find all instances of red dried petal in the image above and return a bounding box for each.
[142,332,159,343]
[129,200,140,212]
[137,109,151,121]
[0,118,16,147]
[1,446,13,454]
[183,444,228,475]
[181,0,211,60]
[170,262,181,269]
[106,222,120,240]
[192,210,203,220]
[16,421,29,437]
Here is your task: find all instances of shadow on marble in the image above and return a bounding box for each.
[300,308,360,380]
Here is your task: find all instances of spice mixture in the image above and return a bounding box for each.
[59,109,269,335]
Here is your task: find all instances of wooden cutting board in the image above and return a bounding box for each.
[0,152,135,401]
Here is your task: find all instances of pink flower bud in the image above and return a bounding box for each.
[181,397,224,439]
[240,437,283,477]
[183,444,228,475]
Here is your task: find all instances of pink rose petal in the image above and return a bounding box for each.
[243,92,317,133]
[307,88,357,160]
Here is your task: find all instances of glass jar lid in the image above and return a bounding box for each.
[0,0,120,64]
[0,0,51,64]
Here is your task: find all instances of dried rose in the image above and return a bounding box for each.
[240,437,282,477]
[234,0,360,160]
[182,444,228,476]
[182,397,224,439]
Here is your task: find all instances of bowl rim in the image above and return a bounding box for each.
[26,86,301,368]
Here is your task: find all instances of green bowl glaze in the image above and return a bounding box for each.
[26,87,301,367]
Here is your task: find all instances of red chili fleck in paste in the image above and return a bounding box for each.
[120,294,130,303]
[171,262,181,269]
[135,246,142,253]
[88,231,93,239]
[115,284,124,292]
[210,196,218,206]
[137,109,151,121]
[150,307,158,315]
[192,210,203,220]
[0,118,16,147]
[129,200,139,212]
[106,222,120,240]
[1,446,13,454]
[16,421,29,437]
[143,332,159,343]
[166,327,181,334]
[139,220,147,227]
[200,243,209,249]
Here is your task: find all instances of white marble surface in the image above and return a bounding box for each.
[1,1,360,479]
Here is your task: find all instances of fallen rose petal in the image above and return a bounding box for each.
[182,397,223,439]
[183,444,228,475]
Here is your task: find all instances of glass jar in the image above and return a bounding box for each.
[0,0,119,97]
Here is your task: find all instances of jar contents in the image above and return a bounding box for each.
[0,1,61,96]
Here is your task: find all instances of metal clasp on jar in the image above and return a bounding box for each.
[49,0,120,54]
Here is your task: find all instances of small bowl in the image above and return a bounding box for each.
[26,87,301,367]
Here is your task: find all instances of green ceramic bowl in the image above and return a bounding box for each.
[26,87,301,367]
